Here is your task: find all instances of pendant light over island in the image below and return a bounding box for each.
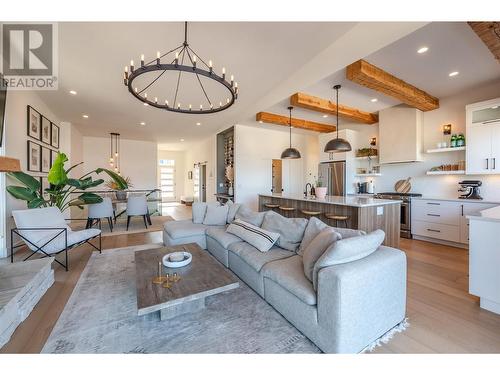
[324,84,352,153]
[281,106,301,159]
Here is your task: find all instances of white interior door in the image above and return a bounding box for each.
[159,159,176,202]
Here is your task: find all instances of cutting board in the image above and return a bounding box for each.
[395,177,412,193]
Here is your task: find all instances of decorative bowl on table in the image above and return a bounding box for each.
[162,251,192,268]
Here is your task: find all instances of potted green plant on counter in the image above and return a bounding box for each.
[6,152,128,212]
[105,176,132,200]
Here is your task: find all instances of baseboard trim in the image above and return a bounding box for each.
[412,235,468,249]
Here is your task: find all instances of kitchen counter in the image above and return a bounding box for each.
[413,196,500,205]
[258,193,401,248]
[258,193,400,208]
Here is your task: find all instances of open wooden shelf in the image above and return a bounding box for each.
[426,170,465,175]
[355,173,382,177]
[426,146,466,153]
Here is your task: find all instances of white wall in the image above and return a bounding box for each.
[82,136,158,190]
[234,124,319,210]
[158,149,186,201]
[1,91,73,257]
[349,79,500,200]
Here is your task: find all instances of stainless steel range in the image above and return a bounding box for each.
[374,192,422,239]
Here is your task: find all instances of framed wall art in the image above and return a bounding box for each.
[27,140,41,172]
[41,146,51,173]
[27,106,41,140]
[51,122,60,148]
[51,149,58,167]
[41,116,51,145]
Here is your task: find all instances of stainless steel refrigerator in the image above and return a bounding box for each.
[318,161,346,196]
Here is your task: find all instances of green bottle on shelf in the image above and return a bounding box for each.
[450,134,457,148]
[457,133,465,147]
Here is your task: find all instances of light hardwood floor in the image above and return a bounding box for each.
[2,204,500,353]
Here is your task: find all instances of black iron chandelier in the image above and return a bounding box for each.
[123,22,238,114]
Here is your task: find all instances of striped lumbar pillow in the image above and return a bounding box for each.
[227,219,280,252]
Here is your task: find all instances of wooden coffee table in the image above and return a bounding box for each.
[134,243,239,320]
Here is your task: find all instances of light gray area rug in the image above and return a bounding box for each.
[42,244,321,354]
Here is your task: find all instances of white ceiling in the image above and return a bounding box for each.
[266,22,500,128]
[38,22,356,143]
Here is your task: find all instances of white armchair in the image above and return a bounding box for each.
[11,207,101,271]
[126,195,149,230]
[87,197,114,232]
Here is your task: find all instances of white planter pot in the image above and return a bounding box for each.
[315,187,327,199]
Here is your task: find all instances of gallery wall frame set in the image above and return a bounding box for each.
[26,105,60,172]
[27,105,59,148]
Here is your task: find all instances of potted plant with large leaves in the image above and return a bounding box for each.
[6,152,128,212]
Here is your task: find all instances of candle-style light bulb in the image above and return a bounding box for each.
[134,87,138,93]
[130,60,134,72]
[124,66,128,73]
[177,103,181,109]
[157,51,161,59]
[209,60,213,73]
[155,97,158,104]
[165,100,169,106]
[226,98,230,104]
[189,104,192,111]
[175,52,179,65]
[140,54,144,67]
[210,103,213,109]
[115,152,118,157]
[230,75,234,87]
[219,101,222,107]
[144,92,147,99]
[200,104,203,110]
[222,67,226,79]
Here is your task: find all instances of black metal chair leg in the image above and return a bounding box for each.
[10,230,14,263]
[143,215,148,228]
[126,216,131,231]
[146,210,152,225]
[65,248,68,272]
[107,217,113,232]
[99,233,102,254]
[98,219,102,230]
[85,218,90,229]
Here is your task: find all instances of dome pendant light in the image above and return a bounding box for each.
[281,106,301,159]
[324,84,352,153]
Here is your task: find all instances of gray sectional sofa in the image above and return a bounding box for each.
[162,204,407,353]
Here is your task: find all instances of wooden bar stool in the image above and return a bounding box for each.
[264,203,280,211]
[324,213,349,228]
[279,206,295,218]
[301,209,322,217]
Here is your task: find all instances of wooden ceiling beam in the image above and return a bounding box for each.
[256,112,336,133]
[346,59,440,111]
[290,92,378,124]
[468,22,500,62]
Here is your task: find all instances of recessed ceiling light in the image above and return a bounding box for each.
[140,122,146,126]
[370,98,378,102]
[449,71,459,77]
[322,114,328,118]
[180,138,185,142]
[82,114,89,118]
[69,90,77,95]
[196,122,201,126]
[417,46,429,54]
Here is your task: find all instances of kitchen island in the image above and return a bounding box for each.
[258,193,401,248]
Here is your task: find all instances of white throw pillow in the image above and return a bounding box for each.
[203,204,229,226]
[227,219,280,252]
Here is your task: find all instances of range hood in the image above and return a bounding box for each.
[378,105,424,164]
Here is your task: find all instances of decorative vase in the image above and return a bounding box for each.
[315,187,327,199]
[228,184,234,196]
[115,190,127,200]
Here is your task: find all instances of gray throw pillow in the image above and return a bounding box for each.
[225,200,241,223]
[302,227,341,283]
[192,201,220,224]
[235,205,266,227]
[298,217,328,255]
[203,204,229,226]
[332,226,366,239]
[312,229,385,290]
[261,210,308,252]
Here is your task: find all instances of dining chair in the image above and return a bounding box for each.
[11,207,101,271]
[87,197,114,232]
[126,195,149,230]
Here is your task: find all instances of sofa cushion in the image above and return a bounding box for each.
[333,227,366,239]
[203,204,229,226]
[302,227,341,283]
[312,229,385,290]
[262,256,317,306]
[225,200,241,223]
[164,220,210,239]
[227,219,280,252]
[298,217,328,256]
[235,205,266,227]
[206,226,243,249]
[192,202,220,224]
[228,241,293,272]
[261,210,308,252]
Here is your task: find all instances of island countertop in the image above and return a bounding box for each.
[258,193,401,208]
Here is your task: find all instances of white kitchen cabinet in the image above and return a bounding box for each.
[411,198,498,246]
[379,106,423,164]
[466,98,500,175]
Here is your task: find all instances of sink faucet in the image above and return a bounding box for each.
[304,183,312,197]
